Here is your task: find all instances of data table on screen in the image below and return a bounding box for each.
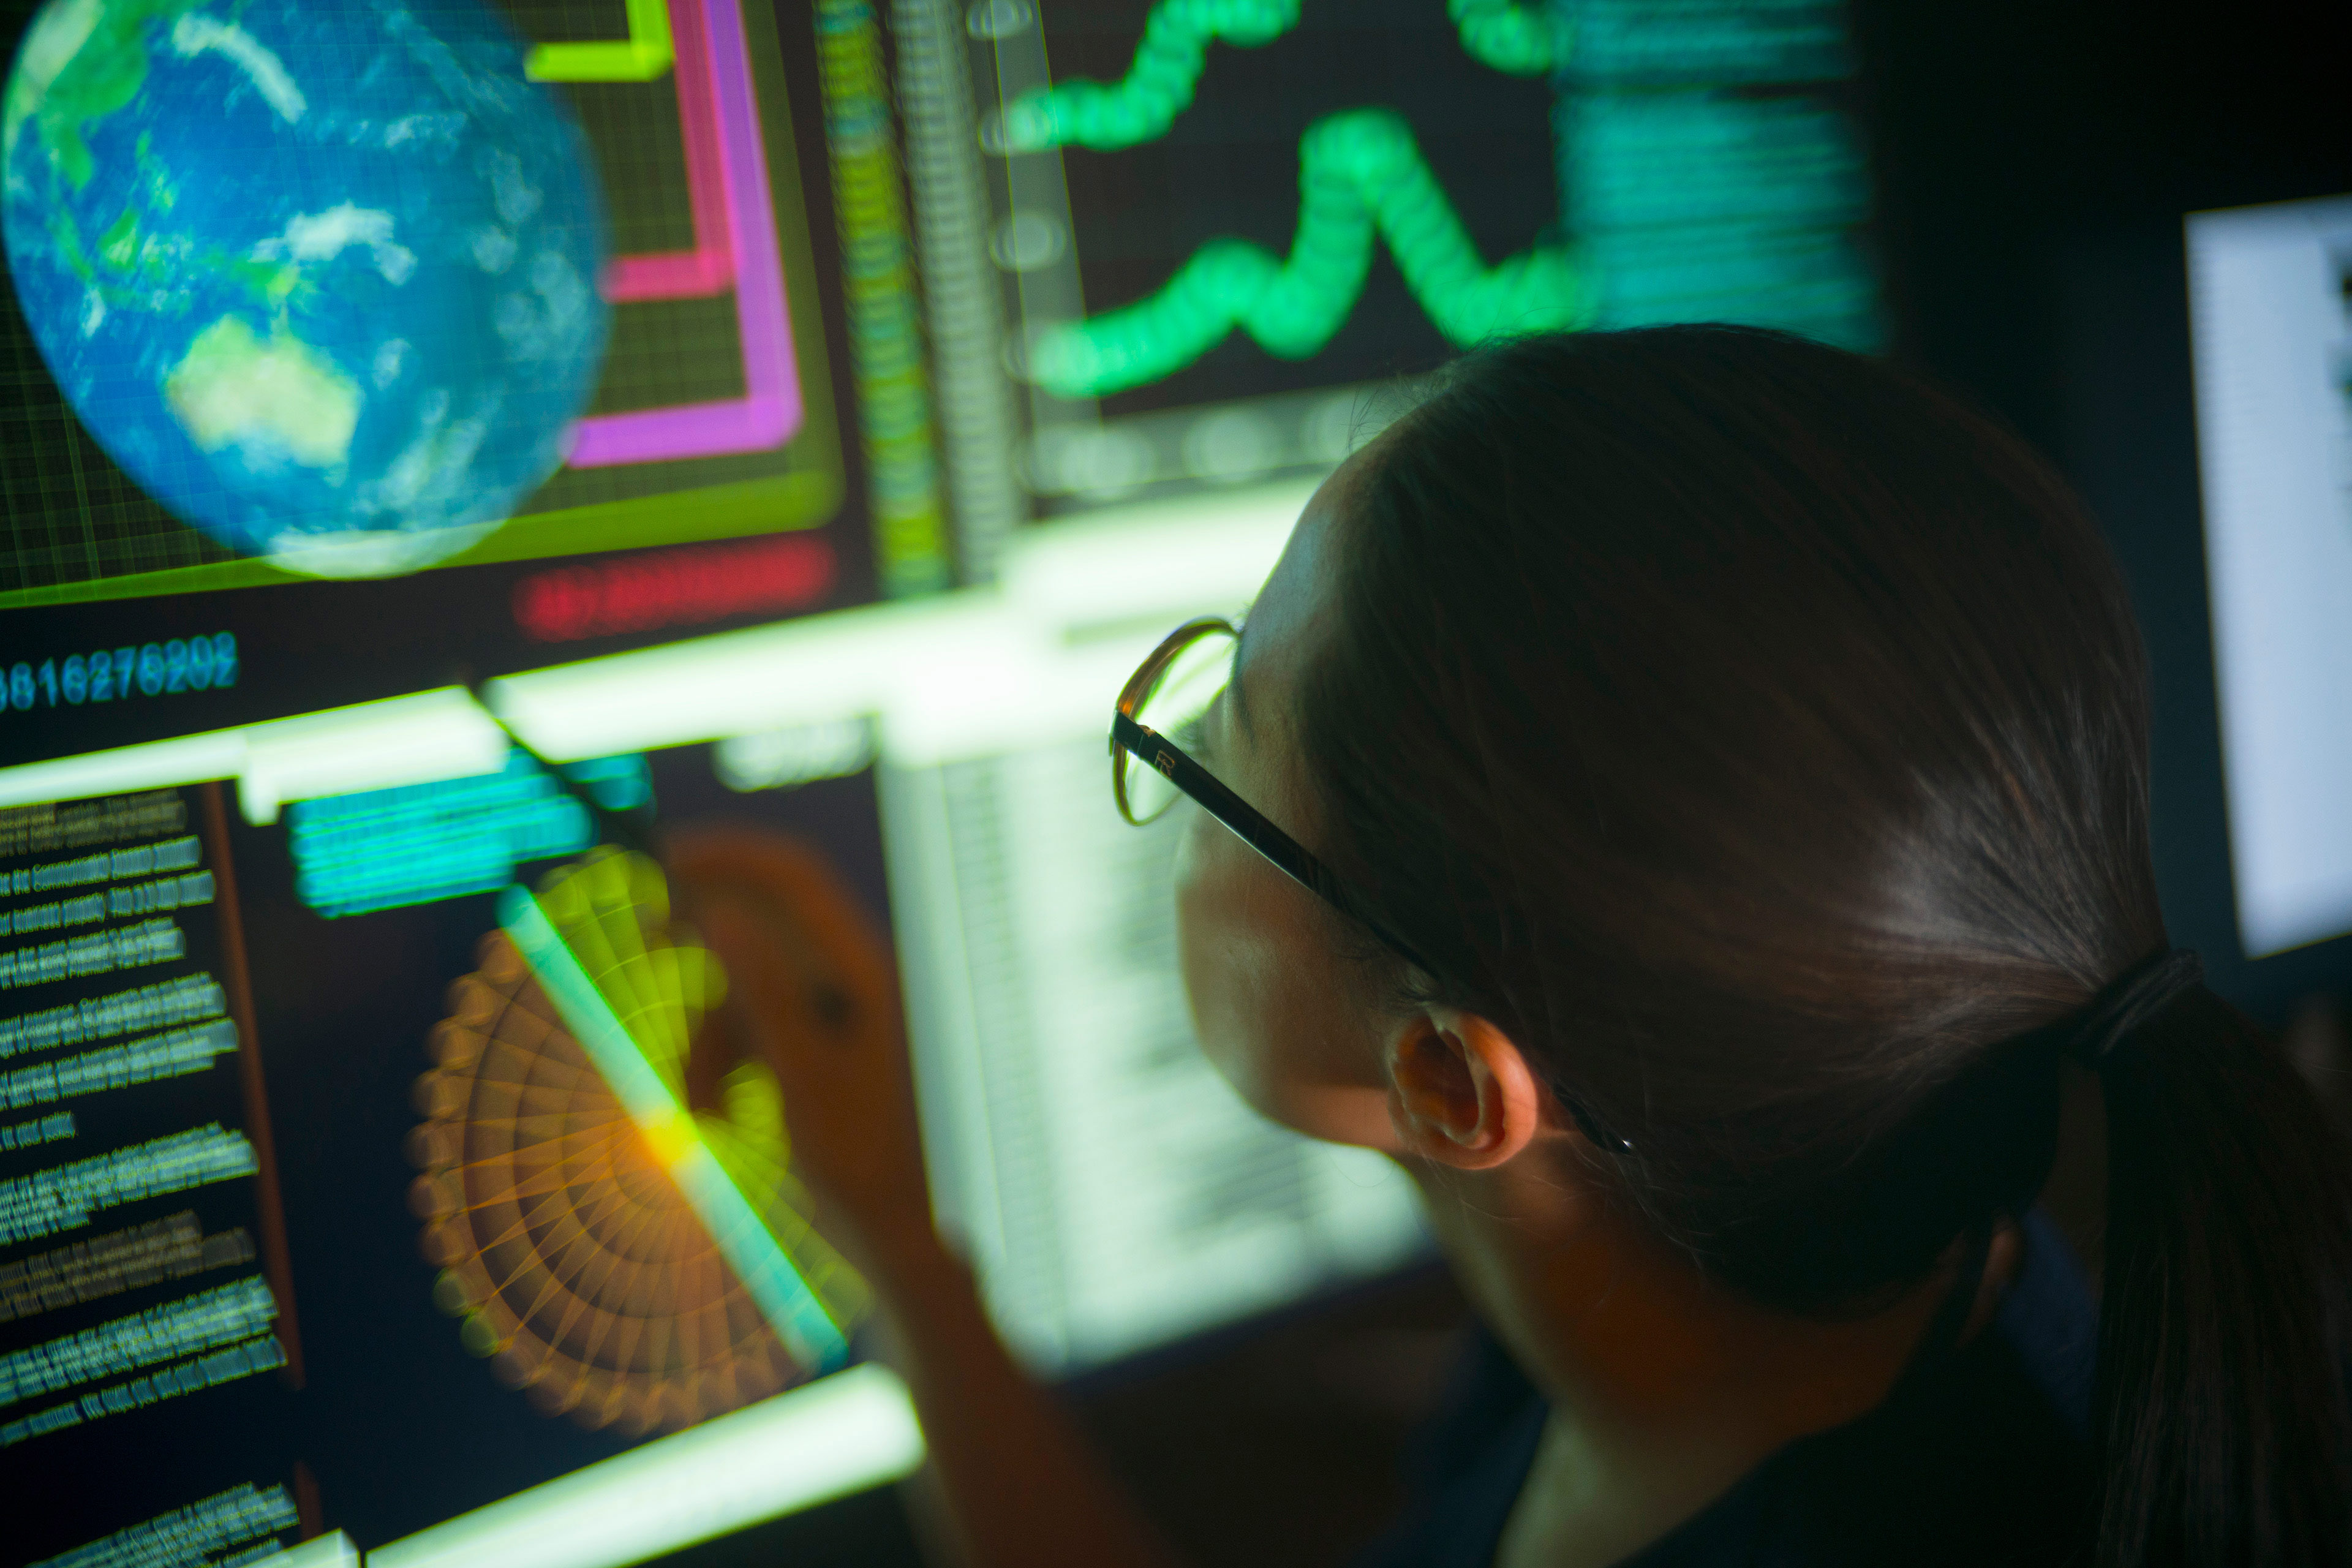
[0,785,307,1566]
[882,736,1427,1373]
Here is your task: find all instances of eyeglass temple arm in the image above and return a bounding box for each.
[1112,714,1438,976]
[1112,715,1635,1155]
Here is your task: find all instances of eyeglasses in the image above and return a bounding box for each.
[1109,617,1634,1156]
[1108,617,1437,977]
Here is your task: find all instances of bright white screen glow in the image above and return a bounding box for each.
[2187,193,2352,956]
[368,1365,922,1568]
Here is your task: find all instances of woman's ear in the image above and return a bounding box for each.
[1385,1010,1544,1170]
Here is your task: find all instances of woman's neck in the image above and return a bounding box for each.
[1409,1149,1958,1568]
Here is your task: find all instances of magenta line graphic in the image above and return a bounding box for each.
[567,0,804,468]
[603,0,732,303]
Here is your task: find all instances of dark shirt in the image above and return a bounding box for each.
[1355,1210,2098,1568]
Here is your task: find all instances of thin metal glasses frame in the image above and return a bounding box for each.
[1108,618,1633,1155]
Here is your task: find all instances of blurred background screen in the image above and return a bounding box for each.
[2184,194,2352,960]
[0,1,2344,1566]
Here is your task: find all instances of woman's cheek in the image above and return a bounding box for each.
[1173,812,1393,1144]
[1173,811,1289,1110]
[1174,814,1246,1066]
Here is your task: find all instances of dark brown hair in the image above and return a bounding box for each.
[1300,326,2352,1564]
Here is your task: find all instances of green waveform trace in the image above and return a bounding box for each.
[993,0,1561,155]
[1027,108,1589,399]
[1449,0,1558,77]
[992,0,1300,154]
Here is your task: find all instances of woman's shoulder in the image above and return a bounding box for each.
[1355,1210,2098,1568]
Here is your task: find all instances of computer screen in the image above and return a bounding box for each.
[908,0,1881,563]
[0,1,1887,1565]
[2185,192,2352,958]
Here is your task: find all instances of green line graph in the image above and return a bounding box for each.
[993,0,1299,154]
[1027,108,1588,399]
[995,0,1558,151]
[1448,0,1556,77]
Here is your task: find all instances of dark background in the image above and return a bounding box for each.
[1860,0,2352,1027]
[4,0,2351,1563]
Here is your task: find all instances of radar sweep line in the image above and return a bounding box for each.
[1025,107,1588,399]
[498,883,849,1372]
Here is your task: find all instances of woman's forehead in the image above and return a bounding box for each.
[1240,448,1373,685]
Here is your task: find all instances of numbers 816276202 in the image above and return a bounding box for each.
[8,635,240,711]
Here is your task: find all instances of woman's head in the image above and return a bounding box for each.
[1182,326,2158,1272]
[1318,325,2168,1302]
[1173,326,2352,1564]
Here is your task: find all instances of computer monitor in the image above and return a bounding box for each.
[0,2,1887,1566]
[0,487,1433,1567]
[2185,192,2352,958]
[906,0,1882,564]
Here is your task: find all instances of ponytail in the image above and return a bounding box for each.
[2092,983,2352,1565]
[1289,326,2352,1560]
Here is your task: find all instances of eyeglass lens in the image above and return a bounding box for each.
[1118,626,1237,824]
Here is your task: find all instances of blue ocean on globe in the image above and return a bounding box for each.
[2,0,611,577]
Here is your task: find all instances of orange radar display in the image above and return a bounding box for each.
[406,847,865,1434]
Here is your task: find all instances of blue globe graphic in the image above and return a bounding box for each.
[2,0,611,577]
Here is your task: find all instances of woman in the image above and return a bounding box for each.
[677,326,2352,1566]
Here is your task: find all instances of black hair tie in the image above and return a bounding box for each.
[1565,1097,1634,1156]
[2066,948,2206,1070]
